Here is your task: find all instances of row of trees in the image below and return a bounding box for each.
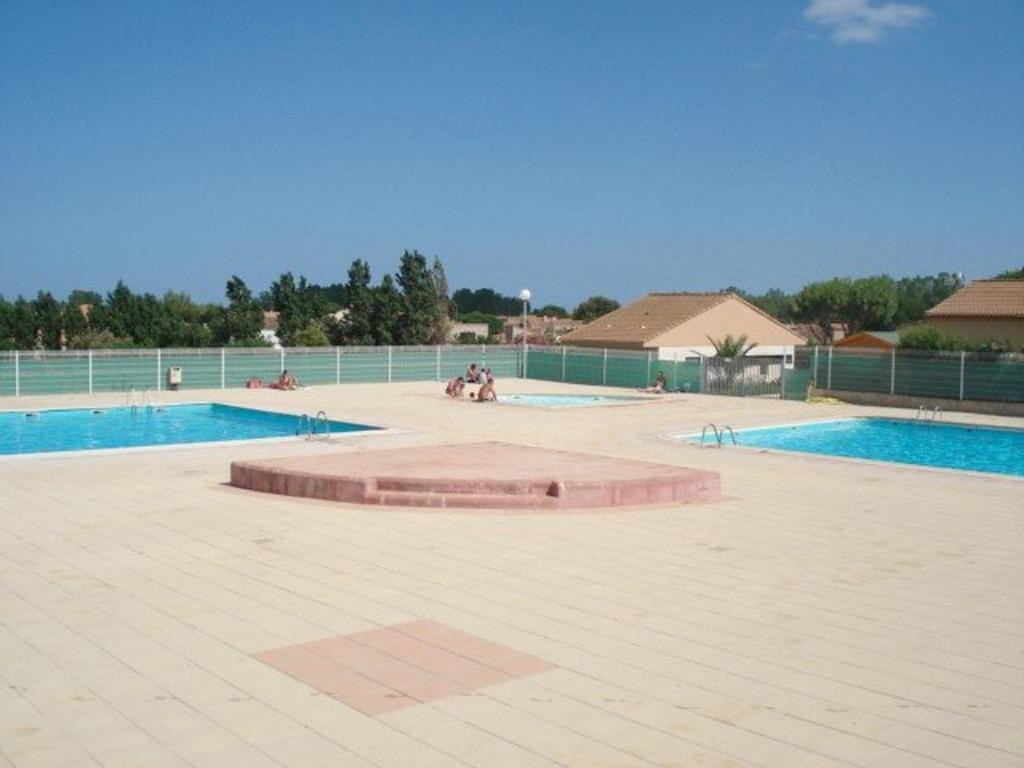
[0,281,266,351]
[728,272,968,344]
[0,250,452,350]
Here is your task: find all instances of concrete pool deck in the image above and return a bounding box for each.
[1,379,1022,767]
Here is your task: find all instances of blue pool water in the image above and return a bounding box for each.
[503,394,654,408]
[727,418,1024,477]
[0,403,378,456]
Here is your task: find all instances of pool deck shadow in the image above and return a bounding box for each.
[230,441,722,512]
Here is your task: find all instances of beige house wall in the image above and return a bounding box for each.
[647,298,806,352]
[926,317,1024,349]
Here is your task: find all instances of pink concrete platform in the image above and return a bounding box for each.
[230,442,721,511]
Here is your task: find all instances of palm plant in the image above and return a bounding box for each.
[707,334,756,359]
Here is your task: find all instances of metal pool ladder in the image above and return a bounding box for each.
[296,412,332,441]
[701,423,737,448]
[915,405,943,423]
[313,411,331,440]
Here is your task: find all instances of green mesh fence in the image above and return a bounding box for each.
[795,346,1024,403]
[525,346,703,392]
[0,345,522,398]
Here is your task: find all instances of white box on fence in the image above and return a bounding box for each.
[167,366,183,390]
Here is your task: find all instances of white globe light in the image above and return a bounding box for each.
[518,288,532,302]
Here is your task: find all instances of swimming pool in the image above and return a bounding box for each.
[0,403,379,456]
[503,394,655,408]
[717,418,1024,477]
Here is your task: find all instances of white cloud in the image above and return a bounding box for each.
[804,0,929,44]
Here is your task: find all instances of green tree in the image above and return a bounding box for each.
[340,259,375,345]
[396,250,435,345]
[10,297,36,349]
[707,334,756,359]
[791,278,852,345]
[748,288,793,322]
[269,272,303,345]
[371,275,403,346]
[67,328,134,350]
[462,311,504,337]
[31,291,63,349]
[0,297,14,350]
[847,276,899,332]
[222,276,264,344]
[428,256,451,344]
[893,273,964,326]
[572,295,620,323]
[105,281,139,342]
[994,264,1023,279]
[292,320,330,347]
[535,304,569,318]
[451,287,520,316]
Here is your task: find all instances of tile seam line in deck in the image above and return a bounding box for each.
[0,522,482,768]
[34,475,1015,757]
[0,506,753,768]
[274,511,1024,702]
[174,515,1023,754]
[0,579,291,768]
[93,506,1011,765]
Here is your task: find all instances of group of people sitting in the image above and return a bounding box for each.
[445,363,497,402]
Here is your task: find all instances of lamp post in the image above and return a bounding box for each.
[518,288,531,379]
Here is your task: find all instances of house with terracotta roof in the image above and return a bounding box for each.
[925,280,1024,349]
[561,292,806,359]
[835,330,899,350]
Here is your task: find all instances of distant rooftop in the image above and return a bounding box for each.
[926,280,1024,319]
[562,293,730,346]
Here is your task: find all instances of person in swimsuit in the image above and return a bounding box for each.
[445,376,466,397]
[475,375,497,402]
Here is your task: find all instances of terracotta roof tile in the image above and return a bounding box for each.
[562,293,729,346]
[925,280,1024,318]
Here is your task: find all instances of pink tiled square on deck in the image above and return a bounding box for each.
[254,620,555,715]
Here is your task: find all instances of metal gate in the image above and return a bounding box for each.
[703,357,784,397]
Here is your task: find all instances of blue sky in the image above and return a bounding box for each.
[1,0,1022,307]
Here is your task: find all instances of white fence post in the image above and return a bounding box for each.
[827,346,833,390]
[88,351,93,394]
[336,347,341,385]
[279,347,285,374]
[436,345,441,382]
[890,349,896,395]
[387,346,393,383]
[523,338,528,379]
[157,349,162,392]
[780,354,786,399]
[562,345,567,382]
[647,351,652,385]
[602,348,608,386]
[220,348,226,389]
[959,351,966,401]
[14,351,19,397]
